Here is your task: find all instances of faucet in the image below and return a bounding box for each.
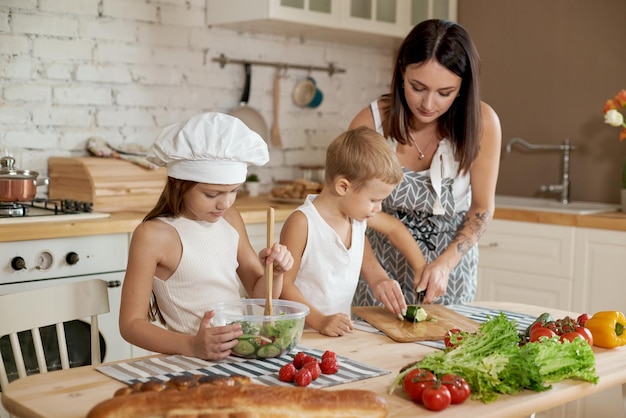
[505,137,576,204]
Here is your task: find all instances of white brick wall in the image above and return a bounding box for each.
[0,1,394,195]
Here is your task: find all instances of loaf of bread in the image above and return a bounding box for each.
[271,179,323,199]
[87,378,388,418]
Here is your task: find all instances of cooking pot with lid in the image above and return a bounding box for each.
[0,156,50,202]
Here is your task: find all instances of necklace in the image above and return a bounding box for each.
[411,135,436,160]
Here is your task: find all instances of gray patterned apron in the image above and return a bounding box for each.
[352,168,478,307]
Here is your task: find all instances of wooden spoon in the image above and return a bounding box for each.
[264,207,275,316]
[270,70,282,147]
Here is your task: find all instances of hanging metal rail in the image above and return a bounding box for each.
[212,53,346,76]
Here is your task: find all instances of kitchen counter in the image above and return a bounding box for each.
[0,195,299,243]
[3,195,626,243]
[2,302,626,418]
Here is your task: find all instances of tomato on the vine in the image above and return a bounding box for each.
[403,369,436,403]
[577,313,590,327]
[530,326,556,342]
[560,331,584,343]
[422,382,452,411]
[440,374,471,404]
[574,326,593,345]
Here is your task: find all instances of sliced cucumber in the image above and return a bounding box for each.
[404,305,428,322]
[232,339,256,356]
[256,344,282,358]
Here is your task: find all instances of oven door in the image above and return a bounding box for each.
[0,272,131,372]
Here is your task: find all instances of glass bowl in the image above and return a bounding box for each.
[210,299,309,359]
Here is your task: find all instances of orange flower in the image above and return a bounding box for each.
[616,89,626,107]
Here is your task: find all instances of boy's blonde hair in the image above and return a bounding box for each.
[325,126,403,190]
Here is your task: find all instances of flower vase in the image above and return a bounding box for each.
[247,182,260,197]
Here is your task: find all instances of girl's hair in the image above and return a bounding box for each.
[143,177,198,222]
[383,18,482,174]
[143,177,198,325]
[325,126,403,190]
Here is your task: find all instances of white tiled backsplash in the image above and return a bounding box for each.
[0,1,395,196]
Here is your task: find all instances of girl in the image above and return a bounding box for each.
[119,113,293,360]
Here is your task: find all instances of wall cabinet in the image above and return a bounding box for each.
[206,0,457,48]
[477,220,626,418]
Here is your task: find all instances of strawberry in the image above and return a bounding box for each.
[320,357,339,374]
[302,355,318,366]
[321,350,336,361]
[303,360,321,380]
[293,351,307,369]
[294,368,312,387]
[278,363,296,382]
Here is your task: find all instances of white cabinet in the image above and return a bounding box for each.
[476,219,576,311]
[568,228,626,418]
[573,228,626,314]
[206,0,456,48]
[477,221,626,418]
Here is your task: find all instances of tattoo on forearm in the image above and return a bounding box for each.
[454,211,491,255]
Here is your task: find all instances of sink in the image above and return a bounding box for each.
[495,195,621,215]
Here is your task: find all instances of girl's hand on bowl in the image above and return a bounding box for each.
[193,311,243,360]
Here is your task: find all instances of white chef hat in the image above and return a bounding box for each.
[146,112,269,184]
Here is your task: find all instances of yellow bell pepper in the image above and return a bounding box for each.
[584,311,626,349]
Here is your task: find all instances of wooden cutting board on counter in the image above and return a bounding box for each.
[352,305,480,343]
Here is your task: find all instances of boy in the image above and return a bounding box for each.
[280,127,426,336]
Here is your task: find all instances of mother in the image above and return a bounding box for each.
[350,19,502,310]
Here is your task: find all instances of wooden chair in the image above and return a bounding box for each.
[0,279,110,391]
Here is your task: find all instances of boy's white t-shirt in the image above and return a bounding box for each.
[294,195,366,316]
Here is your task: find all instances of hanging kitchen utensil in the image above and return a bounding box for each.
[229,63,269,143]
[264,207,275,316]
[270,69,282,147]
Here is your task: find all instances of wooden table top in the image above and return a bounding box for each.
[3,302,626,418]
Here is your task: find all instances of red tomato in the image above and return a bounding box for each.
[529,321,546,334]
[303,361,321,380]
[530,327,556,342]
[422,383,452,411]
[440,374,471,404]
[443,329,463,349]
[402,369,436,403]
[278,363,296,382]
[577,313,590,327]
[560,331,584,343]
[294,368,312,387]
[575,326,593,345]
[544,321,558,333]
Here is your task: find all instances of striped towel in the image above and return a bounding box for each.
[96,346,389,389]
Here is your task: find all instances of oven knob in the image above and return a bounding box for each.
[11,257,26,270]
[65,252,80,265]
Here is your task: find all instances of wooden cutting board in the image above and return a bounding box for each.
[352,305,480,343]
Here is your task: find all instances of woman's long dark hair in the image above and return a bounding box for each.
[383,19,482,174]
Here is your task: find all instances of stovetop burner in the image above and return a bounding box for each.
[0,198,94,218]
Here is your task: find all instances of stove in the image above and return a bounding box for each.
[0,199,110,224]
[0,197,131,387]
